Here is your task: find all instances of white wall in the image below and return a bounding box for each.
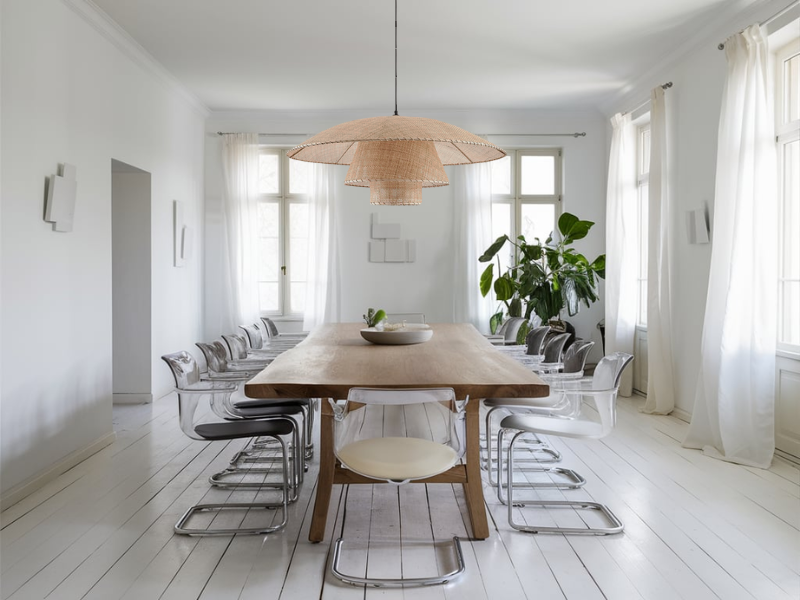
[204,110,608,358]
[602,0,793,417]
[0,0,206,500]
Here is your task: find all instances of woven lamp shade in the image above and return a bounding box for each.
[288,115,505,205]
[288,116,505,166]
[345,140,447,205]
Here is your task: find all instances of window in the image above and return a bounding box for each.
[256,148,312,317]
[490,149,562,271]
[636,124,651,328]
[776,39,800,350]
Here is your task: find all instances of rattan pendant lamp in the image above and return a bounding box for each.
[287,0,505,205]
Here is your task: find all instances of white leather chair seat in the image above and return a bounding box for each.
[501,413,604,439]
[337,437,457,481]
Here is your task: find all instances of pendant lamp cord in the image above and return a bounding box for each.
[394,0,398,116]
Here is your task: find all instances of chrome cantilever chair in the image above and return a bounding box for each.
[519,332,571,369]
[195,342,260,381]
[212,339,270,370]
[161,352,292,536]
[238,324,317,459]
[240,323,285,353]
[329,388,467,588]
[261,317,307,340]
[497,352,633,535]
[483,339,597,488]
[222,333,279,363]
[224,332,316,460]
[162,351,306,494]
[486,317,527,346]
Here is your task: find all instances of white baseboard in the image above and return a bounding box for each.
[113,393,152,404]
[0,431,117,511]
[671,407,692,423]
[775,449,800,466]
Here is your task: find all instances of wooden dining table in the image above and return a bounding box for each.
[245,322,549,542]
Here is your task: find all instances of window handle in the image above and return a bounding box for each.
[281,266,286,275]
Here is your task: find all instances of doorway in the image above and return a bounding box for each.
[111,160,152,404]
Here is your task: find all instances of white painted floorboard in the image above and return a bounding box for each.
[2,393,798,600]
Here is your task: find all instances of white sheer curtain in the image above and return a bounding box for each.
[452,163,495,332]
[218,133,260,333]
[303,164,340,331]
[684,25,777,468]
[605,113,638,397]
[643,86,676,414]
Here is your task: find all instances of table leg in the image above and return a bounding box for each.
[309,399,335,542]
[463,399,490,539]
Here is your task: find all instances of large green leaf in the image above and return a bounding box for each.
[590,255,606,279]
[558,212,595,243]
[479,263,494,297]
[516,320,531,345]
[489,311,504,335]
[479,235,508,262]
[494,276,515,301]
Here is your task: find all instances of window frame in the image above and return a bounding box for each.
[257,147,309,319]
[491,148,562,259]
[775,38,800,353]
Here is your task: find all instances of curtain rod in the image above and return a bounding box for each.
[623,81,673,116]
[216,132,309,136]
[216,131,588,138]
[217,130,588,137]
[485,132,586,138]
[718,0,798,49]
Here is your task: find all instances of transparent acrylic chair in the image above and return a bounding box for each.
[482,340,596,488]
[161,351,292,536]
[222,333,277,363]
[239,324,289,355]
[260,317,307,341]
[168,350,306,494]
[496,352,633,535]
[224,332,316,460]
[329,388,467,587]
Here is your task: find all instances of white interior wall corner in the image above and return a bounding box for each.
[0,0,206,498]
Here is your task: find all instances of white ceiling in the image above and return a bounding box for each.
[92,0,750,112]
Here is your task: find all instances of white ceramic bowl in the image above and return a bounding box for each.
[360,325,433,345]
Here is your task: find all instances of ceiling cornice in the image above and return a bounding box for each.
[598,0,778,116]
[61,0,210,118]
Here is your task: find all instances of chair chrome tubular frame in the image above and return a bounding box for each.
[209,413,305,497]
[494,430,583,505]
[329,387,467,587]
[482,405,561,487]
[501,431,623,535]
[331,537,465,588]
[174,434,290,536]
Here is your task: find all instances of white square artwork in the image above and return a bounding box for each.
[174,200,185,267]
[369,240,386,262]
[368,212,416,262]
[45,163,78,232]
[385,239,407,262]
[372,213,401,239]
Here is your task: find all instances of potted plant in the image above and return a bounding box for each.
[479,212,605,340]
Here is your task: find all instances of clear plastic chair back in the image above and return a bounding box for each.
[240,324,264,349]
[542,332,570,363]
[525,326,551,355]
[563,341,594,374]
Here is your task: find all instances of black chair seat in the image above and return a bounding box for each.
[195,419,294,440]
[233,399,306,418]
[239,397,312,407]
